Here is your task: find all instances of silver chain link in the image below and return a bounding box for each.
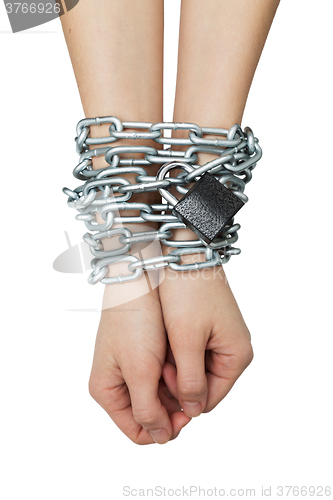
[63,116,262,284]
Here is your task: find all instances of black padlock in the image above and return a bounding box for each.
[157,161,244,245]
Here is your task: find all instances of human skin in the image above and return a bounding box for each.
[159,0,280,422]
[60,0,280,444]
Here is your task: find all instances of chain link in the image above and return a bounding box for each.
[63,116,262,284]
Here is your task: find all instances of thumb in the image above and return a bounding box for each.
[168,333,208,418]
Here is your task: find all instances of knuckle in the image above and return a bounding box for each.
[237,342,254,369]
[130,436,144,446]
[88,375,101,401]
[132,408,158,427]
[88,374,109,403]
[214,341,253,373]
[180,378,206,399]
[129,432,151,446]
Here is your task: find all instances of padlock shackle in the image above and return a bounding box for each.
[156,161,194,206]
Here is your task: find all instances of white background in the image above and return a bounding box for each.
[0,1,332,499]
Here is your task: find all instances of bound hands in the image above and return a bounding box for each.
[89,260,253,445]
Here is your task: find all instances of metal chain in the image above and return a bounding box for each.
[63,116,262,284]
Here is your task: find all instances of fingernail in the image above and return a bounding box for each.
[182,401,202,417]
[149,429,169,444]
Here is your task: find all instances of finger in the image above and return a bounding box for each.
[122,366,173,444]
[162,361,178,400]
[204,342,254,412]
[158,375,180,413]
[159,379,192,439]
[90,371,190,445]
[158,377,192,439]
[169,411,192,441]
[165,343,176,367]
[89,370,154,445]
[167,330,208,418]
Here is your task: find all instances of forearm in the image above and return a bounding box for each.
[164,0,280,248]
[60,0,165,294]
[173,0,280,129]
[60,0,163,121]
[60,0,164,182]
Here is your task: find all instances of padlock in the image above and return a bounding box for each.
[157,161,244,246]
